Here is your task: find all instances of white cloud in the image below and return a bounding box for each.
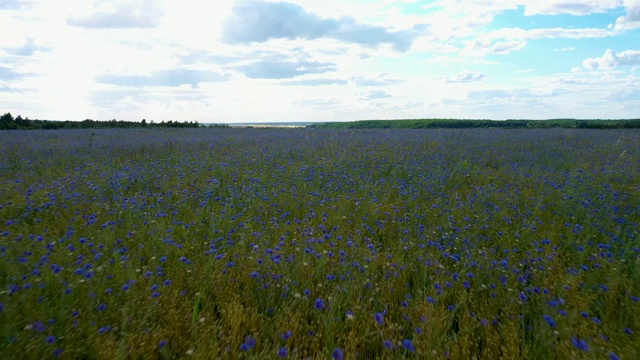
[583,49,640,70]
[614,0,640,30]
[2,37,50,56]
[67,0,163,29]
[360,89,392,100]
[523,0,623,16]
[221,0,428,51]
[464,27,613,56]
[446,71,486,83]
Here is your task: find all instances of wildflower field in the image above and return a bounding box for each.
[1,128,639,359]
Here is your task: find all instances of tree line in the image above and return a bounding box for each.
[0,113,200,130]
[307,118,640,129]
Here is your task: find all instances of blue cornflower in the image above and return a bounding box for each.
[543,314,556,327]
[159,340,168,348]
[46,335,56,344]
[402,339,416,352]
[96,303,107,311]
[277,346,288,358]
[374,312,384,325]
[592,317,601,325]
[383,339,394,349]
[241,336,256,350]
[572,337,589,352]
[426,296,436,304]
[609,352,621,360]
[519,292,528,302]
[281,331,292,340]
[98,326,111,334]
[332,347,345,360]
[250,271,259,279]
[314,298,325,311]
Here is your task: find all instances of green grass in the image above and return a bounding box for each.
[0,127,638,359]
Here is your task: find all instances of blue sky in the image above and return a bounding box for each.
[1,0,639,122]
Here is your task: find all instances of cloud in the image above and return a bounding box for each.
[0,85,29,93]
[555,47,575,52]
[524,1,622,16]
[583,49,640,70]
[527,28,614,39]
[221,0,426,51]
[281,78,347,86]
[232,58,336,79]
[0,65,33,81]
[446,71,486,83]
[466,27,614,56]
[0,0,32,10]
[468,88,561,102]
[604,87,640,102]
[294,98,339,108]
[614,2,640,30]
[3,38,51,56]
[491,40,527,54]
[179,51,243,65]
[67,0,163,29]
[96,69,228,88]
[360,89,391,100]
[353,76,401,86]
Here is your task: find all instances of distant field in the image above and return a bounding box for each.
[0,128,639,359]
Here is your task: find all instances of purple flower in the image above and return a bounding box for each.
[281,331,292,340]
[277,346,288,358]
[314,298,325,311]
[402,339,416,352]
[332,347,345,360]
[572,337,589,352]
[244,336,256,349]
[374,312,384,325]
[543,314,556,327]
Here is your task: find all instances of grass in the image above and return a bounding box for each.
[0,127,638,359]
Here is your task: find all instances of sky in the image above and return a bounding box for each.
[1,0,639,122]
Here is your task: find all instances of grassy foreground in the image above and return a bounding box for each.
[0,128,639,359]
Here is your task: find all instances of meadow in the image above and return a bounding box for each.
[0,128,639,359]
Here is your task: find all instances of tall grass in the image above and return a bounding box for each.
[0,128,638,359]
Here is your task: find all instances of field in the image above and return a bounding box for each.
[1,128,639,359]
